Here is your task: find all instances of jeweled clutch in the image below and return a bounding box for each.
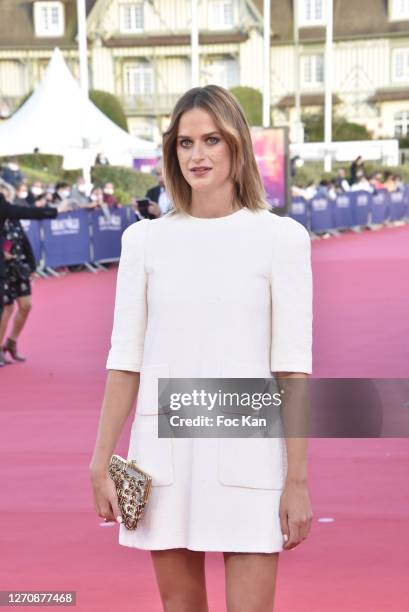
[108,454,152,530]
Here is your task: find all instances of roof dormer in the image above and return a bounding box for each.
[34,1,65,37]
[389,0,409,21]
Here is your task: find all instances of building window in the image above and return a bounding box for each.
[390,0,409,20]
[124,62,153,95]
[119,2,144,33]
[208,0,234,30]
[392,48,409,81]
[299,0,326,27]
[34,1,64,37]
[394,110,409,137]
[203,56,239,88]
[301,54,324,88]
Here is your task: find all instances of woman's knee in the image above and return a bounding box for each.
[19,300,32,313]
[1,304,13,320]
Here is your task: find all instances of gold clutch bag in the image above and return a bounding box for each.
[108,454,152,530]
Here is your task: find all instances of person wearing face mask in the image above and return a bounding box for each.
[102,183,121,209]
[27,182,45,206]
[52,182,72,213]
[90,186,112,220]
[71,177,90,209]
[14,183,30,207]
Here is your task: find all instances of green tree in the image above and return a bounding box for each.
[303,111,371,142]
[89,89,128,132]
[229,86,263,126]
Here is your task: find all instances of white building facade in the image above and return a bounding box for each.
[0,0,408,143]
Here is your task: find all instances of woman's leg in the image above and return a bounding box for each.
[223,551,280,612]
[8,294,32,340]
[150,548,209,612]
[0,304,14,346]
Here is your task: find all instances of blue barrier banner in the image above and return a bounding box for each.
[334,194,354,229]
[311,197,335,232]
[350,191,371,226]
[20,219,42,263]
[404,187,409,219]
[43,210,91,267]
[389,190,406,221]
[289,198,309,229]
[371,189,390,224]
[125,206,139,227]
[91,208,128,262]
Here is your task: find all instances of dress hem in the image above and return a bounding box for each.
[118,540,284,554]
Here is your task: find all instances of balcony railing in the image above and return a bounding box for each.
[120,92,183,115]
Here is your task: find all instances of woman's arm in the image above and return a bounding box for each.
[274,371,309,485]
[90,220,150,522]
[0,195,58,221]
[89,370,140,477]
[274,370,312,551]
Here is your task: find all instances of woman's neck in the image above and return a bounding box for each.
[189,184,240,218]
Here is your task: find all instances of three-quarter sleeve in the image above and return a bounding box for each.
[106,219,150,372]
[270,217,313,374]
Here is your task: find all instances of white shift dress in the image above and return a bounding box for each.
[105,207,313,553]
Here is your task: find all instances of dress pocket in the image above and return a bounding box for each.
[217,436,286,490]
[128,415,174,487]
[137,363,170,415]
[218,359,286,490]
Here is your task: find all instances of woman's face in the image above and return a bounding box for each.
[176,108,232,194]
[91,188,103,200]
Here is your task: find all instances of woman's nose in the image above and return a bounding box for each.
[190,143,205,161]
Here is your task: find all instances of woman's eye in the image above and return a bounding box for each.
[179,137,219,147]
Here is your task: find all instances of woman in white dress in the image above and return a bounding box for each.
[90,85,313,612]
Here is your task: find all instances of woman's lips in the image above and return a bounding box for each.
[190,168,211,177]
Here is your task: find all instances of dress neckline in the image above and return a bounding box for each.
[182,207,249,223]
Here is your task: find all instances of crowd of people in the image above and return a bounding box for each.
[0,157,172,368]
[0,158,172,221]
[292,156,406,201]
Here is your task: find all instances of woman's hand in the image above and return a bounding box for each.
[90,469,123,524]
[279,479,313,550]
[4,252,15,260]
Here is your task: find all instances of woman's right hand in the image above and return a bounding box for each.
[90,469,123,524]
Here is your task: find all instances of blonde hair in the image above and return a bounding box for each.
[162,85,269,214]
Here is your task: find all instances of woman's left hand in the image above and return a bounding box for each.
[279,479,313,550]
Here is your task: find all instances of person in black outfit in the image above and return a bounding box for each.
[1,216,37,363]
[145,159,171,216]
[0,191,58,366]
[350,156,365,185]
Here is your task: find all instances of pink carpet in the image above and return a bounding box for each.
[1,224,408,611]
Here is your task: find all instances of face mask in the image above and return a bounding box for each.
[104,188,114,195]
[31,187,43,196]
[90,194,98,201]
[61,190,70,198]
[19,191,28,199]
[78,184,86,193]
